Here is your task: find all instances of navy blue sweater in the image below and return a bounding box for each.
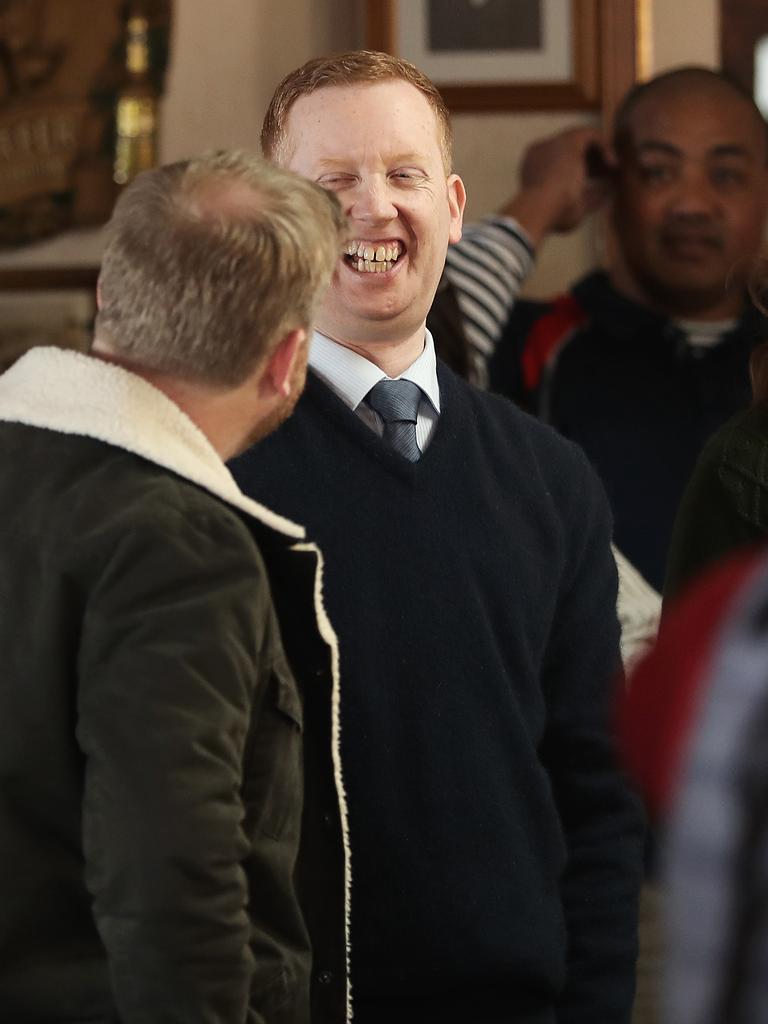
[231,364,644,1023]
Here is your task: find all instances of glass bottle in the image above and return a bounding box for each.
[113,12,158,185]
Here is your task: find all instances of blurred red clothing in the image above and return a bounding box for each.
[618,547,763,819]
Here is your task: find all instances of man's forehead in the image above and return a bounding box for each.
[632,141,757,165]
[626,88,767,159]
[288,79,442,126]
[285,81,444,165]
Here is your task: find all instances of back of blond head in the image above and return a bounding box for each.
[96,151,345,387]
[262,50,454,172]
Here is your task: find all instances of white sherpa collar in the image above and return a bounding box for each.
[0,347,304,540]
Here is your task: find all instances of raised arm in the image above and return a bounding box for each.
[443,127,613,383]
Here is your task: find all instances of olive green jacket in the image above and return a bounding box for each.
[0,348,351,1023]
[665,402,768,603]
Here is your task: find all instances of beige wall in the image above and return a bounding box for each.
[652,0,718,75]
[161,0,359,162]
[0,0,721,298]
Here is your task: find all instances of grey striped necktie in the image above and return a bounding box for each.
[365,379,422,462]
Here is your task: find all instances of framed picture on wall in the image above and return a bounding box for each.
[365,0,635,114]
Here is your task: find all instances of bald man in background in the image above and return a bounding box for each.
[485,68,768,590]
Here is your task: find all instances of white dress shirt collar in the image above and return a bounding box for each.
[309,329,441,414]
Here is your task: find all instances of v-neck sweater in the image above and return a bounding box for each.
[231,364,644,1023]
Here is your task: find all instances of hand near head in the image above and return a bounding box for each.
[500,126,615,246]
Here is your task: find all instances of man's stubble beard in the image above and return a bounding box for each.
[243,351,309,450]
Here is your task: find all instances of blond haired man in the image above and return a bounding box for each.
[234,53,645,1024]
[0,152,347,1023]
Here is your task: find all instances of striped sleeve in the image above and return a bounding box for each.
[444,216,535,385]
[613,545,661,670]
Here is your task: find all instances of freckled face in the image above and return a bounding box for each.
[613,88,768,317]
[284,80,465,350]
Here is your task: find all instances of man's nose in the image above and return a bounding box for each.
[349,178,397,224]
[668,169,720,218]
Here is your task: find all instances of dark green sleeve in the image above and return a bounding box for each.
[665,427,768,604]
[76,508,273,1024]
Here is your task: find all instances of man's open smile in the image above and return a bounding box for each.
[343,238,404,273]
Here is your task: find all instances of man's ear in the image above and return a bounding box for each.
[264,327,306,397]
[447,173,467,245]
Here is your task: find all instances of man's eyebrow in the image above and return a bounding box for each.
[632,141,682,159]
[314,153,430,170]
[708,144,753,161]
[632,141,755,162]
[388,153,429,165]
[314,159,354,171]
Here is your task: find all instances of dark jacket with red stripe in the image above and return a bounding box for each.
[489,270,768,590]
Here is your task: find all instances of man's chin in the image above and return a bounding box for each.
[640,273,743,319]
[321,274,438,333]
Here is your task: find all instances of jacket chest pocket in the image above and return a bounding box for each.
[242,658,304,841]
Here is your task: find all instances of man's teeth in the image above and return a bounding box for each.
[356,258,392,273]
[343,240,402,271]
